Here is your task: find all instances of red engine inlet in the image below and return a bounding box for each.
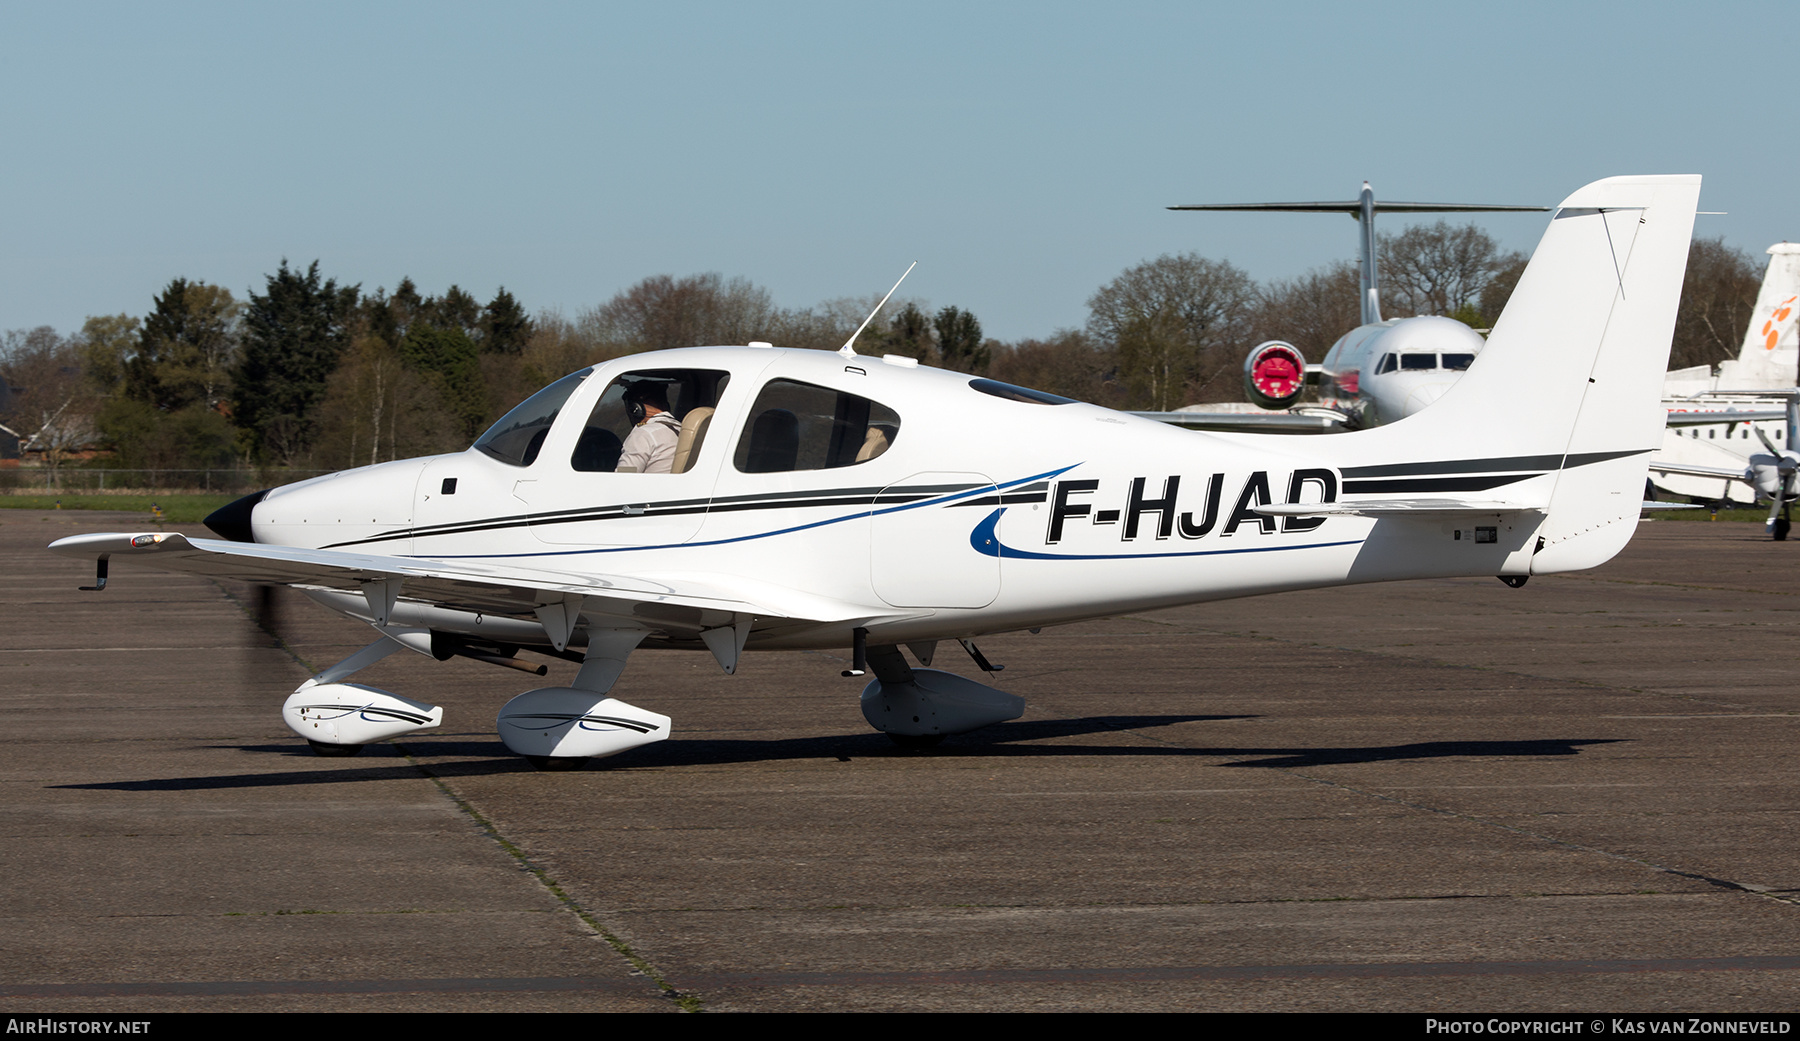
[1243,341,1308,409]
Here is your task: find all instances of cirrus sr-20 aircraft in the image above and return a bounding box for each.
[52,175,1700,770]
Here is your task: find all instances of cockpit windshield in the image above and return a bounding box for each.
[473,367,592,467]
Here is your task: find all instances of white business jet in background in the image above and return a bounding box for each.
[50,175,1700,770]
[1151,183,1549,433]
[1157,192,1797,499]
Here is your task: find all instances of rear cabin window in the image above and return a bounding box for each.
[968,378,1074,405]
[569,368,731,474]
[733,379,901,473]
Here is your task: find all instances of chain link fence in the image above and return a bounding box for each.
[0,468,334,494]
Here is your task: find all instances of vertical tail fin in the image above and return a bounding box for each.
[1720,243,1800,387]
[1320,175,1701,572]
[1527,177,1700,571]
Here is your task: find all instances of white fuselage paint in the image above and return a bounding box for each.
[249,346,1550,654]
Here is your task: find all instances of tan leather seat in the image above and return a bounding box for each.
[854,426,890,463]
[670,406,715,474]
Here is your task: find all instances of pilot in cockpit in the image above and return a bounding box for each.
[616,381,682,474]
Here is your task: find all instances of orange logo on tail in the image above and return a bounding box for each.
[1761,296,1797,350]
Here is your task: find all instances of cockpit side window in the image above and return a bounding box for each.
[1376,353,1397,375]
[474,367,593,467]
[733,378,901,473]
[570,368,731,474]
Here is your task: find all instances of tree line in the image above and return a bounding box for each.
[0,225,1769,474]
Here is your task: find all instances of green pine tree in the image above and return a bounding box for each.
[234,260,360,463]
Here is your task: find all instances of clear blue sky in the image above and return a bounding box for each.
[1,1,1788,342]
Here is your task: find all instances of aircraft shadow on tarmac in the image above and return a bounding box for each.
[52,716,1622,791]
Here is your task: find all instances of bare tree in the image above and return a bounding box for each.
[314,333,459,467]
[1378,221,1520,322]
[584,273,778,353]
[762,304,856,351]
[1477,254,1529,328]
[523,310,609,380]
[1248,260,1362,360]
[1,327,94,475]
[1087,254,1255,410]
[1669,237,1763,372]
[985,330,1119,407]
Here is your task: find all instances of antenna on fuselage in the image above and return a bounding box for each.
[839,261,917,358]
[1168,187,1550,327]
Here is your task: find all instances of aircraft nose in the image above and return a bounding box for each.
[204,489,269,543]
[1403,382,1452,417]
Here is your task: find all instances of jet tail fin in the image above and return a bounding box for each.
[1722,243,1800,386]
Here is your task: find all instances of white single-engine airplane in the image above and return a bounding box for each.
[51,175,1699,769]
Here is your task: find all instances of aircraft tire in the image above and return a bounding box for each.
[306,739,364,758]
[525,755,587,772]
[1775,518,1791,542]
[887,733,946,750]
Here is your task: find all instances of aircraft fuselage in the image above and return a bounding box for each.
[250,346,1537,653]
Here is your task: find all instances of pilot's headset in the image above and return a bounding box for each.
[623,381,672,425]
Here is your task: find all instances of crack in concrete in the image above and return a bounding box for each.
[1281,768,1800,909]
[210,576,703,1012]
[396,753,704,1012]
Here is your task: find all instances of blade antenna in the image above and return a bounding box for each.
[839,262,917,358]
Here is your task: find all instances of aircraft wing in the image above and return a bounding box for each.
[1255,499,1544,518]
[1130,410,1350,433]
[46,531,891,642]
[1645,460,1749,482]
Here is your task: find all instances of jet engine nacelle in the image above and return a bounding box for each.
[1243,341,1308,410]
[282,683,443,746]
[496,687,672,760]
[860,668,1025,738]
